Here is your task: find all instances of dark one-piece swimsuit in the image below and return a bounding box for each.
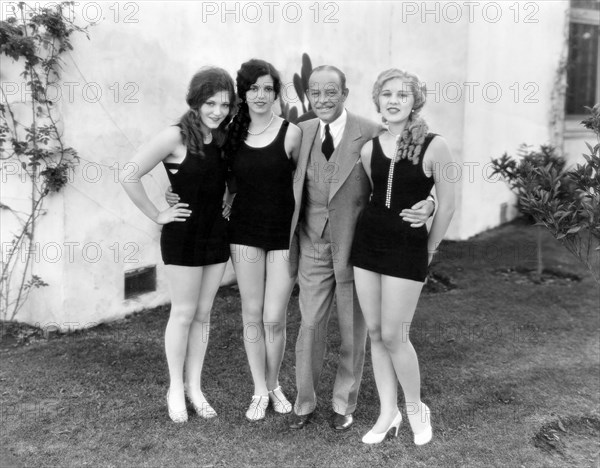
[350,133,437,281]
[160,137,230,266]
[228,120,295,251]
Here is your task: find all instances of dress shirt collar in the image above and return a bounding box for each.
[319,108,347,148]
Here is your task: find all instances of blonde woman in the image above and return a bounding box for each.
[350,69,456,444]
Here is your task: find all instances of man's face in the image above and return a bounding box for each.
[306,70,348,124]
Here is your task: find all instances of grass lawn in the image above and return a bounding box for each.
[1,218,599,467]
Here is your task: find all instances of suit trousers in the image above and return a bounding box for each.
[294,220,368,416]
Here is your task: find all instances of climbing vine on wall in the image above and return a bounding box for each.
[0,2,88,320]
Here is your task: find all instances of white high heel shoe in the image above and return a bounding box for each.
[361,411,403,444]
[413,403,432,446]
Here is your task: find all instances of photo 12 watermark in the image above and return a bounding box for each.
[1,240,140,265]
[199,1,340,24]
[0,81,140,105]
[409,319,542,346]
[1,1,140,24]
[1,160,143,186]
[424,81,539,105]
[399,1,540,24]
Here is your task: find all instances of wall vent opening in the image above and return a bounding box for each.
[125,266,156,299]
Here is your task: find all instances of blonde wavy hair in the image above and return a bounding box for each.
[372,69,429,164]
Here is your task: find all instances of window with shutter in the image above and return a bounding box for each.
[566,0,599,117]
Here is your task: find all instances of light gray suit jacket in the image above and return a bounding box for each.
[289,111,382,282]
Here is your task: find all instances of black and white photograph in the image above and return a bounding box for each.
[1,0,599,466]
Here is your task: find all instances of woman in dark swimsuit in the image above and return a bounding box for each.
[224,59,301,421]
[121,67,235,423]
[350,69,456,445]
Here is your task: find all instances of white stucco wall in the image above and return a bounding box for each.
[564,121,597,167]
[455,0,570,238]
[0,1,571,328]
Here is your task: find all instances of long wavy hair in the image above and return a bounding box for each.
[178,67,236,156]
[372,69,429,164]
[224,59,282,160]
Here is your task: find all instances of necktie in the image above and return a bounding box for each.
[322,124,334,160]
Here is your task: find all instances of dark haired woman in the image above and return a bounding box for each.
[350,68,456,445]
[121,67,236,423]
[225,59,302,421]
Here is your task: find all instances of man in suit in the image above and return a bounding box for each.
[288,65,434,431]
